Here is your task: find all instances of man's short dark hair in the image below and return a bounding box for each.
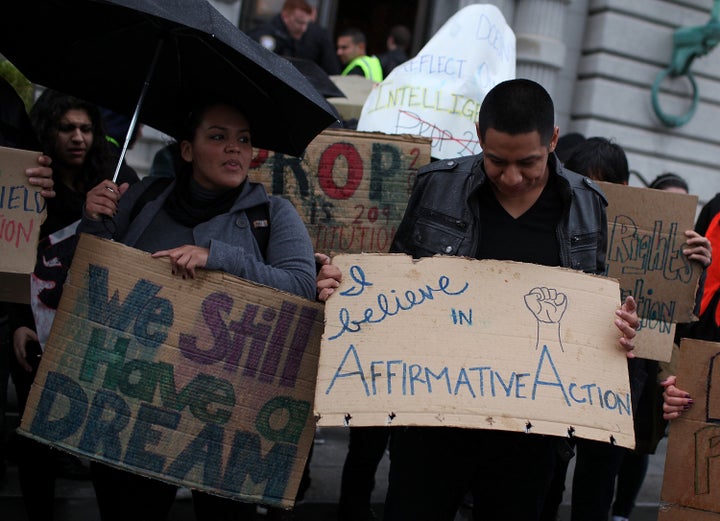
[563,136,629,185]
[389,25,411,49]
[477,78,555,146]
[338,27,366,45]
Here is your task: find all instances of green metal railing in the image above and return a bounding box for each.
[651,1,720,127]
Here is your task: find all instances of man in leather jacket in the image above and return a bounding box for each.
[380,78,640,521]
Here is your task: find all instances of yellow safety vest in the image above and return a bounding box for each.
[341,55,384,82]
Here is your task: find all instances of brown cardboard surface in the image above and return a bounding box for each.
[598,182,701,361]
[658,503,720,520]
[660,338,720,514]
[634,322,676,362]
[248,128,430,254]
[315,254,635,448]
[0,145,46,303]
[327,75,376,121]
[19,234,324,508]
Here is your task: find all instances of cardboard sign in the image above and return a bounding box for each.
[314,254,635,448]
[599,181,701,362]
[356,4,515,159]
[327,75,376,121]
[659,338,720,520]
[0,145,46,304]
[249,128,430,254]
[19,234,324,508]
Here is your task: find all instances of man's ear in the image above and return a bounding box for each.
[548,126,560,152]
[475,122,483,148]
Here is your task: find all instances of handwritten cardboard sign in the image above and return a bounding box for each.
[356,4,515,159]
[659,338,720,520]
[249,128,430,254]
[19,234,324,508]
[0,145,46,304]
[599,182,701,362]
[314,254,635,448]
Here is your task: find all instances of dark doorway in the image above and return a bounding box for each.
[333,0,422,58]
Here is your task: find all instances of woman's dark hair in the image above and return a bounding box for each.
[29,89,114,192]
[174,97,250,178]
[477,78,555,146]
[563,136,629,184]
[649,172,689,193]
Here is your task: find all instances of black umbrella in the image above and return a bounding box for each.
[0,0,339,179]
[286,57,346,99]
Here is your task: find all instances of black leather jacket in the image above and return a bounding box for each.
[390,153,608,275]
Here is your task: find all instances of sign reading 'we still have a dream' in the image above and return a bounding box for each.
[19,234,324,508]
[315,254,635,448]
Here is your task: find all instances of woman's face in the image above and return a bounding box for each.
[54,108,94,169]
[180,104,252,191]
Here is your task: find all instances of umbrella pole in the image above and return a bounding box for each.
[113,39,164,183]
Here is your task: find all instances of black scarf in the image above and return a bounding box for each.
[163,172,244,227]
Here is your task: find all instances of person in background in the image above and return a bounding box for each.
[248,0,339,76]
[336,28,383,82]
[609,171,704,521]
[0,75,54,485]
[545,144,711,521]
[553,131,585,165]
[371,79,637,520]
[80,96,316,521]
[8,89,138,521]
[377,25,411,78]
[302,0,340,75]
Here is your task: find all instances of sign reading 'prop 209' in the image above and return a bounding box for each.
[249,128,431,254]
[20,234,324,508]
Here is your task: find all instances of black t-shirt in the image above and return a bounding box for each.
[476,173,563,266]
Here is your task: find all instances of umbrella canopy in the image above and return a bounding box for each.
[286,58,346,99]
[0,0,339,157]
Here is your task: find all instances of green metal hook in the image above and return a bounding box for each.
[651,2,720,127]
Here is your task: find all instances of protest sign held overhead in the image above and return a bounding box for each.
[356,4,515,159]
[20,234,324,508]
[315,254,635,448]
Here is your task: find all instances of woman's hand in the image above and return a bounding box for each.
[85,180,129,221]
[26,154,55,199]
[315,252,342,302]
[152,245,209,279]
[682,230,712,268]
[13,326,39,372]
[661,375,693,420]
[615,295,639,358]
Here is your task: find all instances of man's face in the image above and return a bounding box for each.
[336,36,362,64]
[282,8,311,39]
[478,125,559,202]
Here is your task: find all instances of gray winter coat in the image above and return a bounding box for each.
[78,177,316,300]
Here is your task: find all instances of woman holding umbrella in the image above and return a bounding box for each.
[79,96,316,520]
